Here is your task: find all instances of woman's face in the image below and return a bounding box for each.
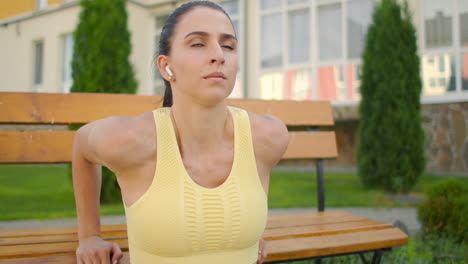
[166,7,238,106]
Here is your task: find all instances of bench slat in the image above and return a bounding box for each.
[0,212,354,238]
[0,252,131,264]
[264,220,392,241]
[265,228,408,262]
[267,211,358,228]
[0,92,334,126]
[0,131,74,163]
[0,224,125,238]
[1,219,390,246]
[0,238,128,259]
[0,131,337,163]
[286,131,337,159]
[0,230,127,246]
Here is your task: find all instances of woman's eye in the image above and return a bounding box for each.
[223,45,234,50]
[191,43,204,47]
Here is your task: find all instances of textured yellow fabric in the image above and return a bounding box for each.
[124,107,268,264]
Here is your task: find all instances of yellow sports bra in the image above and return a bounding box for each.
[124,107,268,264]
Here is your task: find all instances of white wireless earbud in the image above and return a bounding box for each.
[165,66,173,78]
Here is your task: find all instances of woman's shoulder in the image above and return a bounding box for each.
[246,111,289,165]
[75,111,156,169]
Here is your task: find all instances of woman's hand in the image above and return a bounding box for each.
[76,236,123,264]
[257,238,267,264]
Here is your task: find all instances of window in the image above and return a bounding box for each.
[260,72,283,99]
[287,69,311,99]
[424,0,453,49]
[462,52,468,91]
[261,14,283,68]
[34,41,44,92]
[289,9,310,63]
[317,65,346,100]
[347,63,362,100]
[318,3,342,61]
[62,34,74,93]
[420,0,468,100]
[288,0,308,4]
[261,0,281,9]
[422,54,456,95]
[36,0,47,10]
[460,0,468,46]
[258,0,375,102]
[347,0,374,59]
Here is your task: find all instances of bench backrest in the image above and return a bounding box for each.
[0,92,338,210]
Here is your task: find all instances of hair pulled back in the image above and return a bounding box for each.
[159,1,232,107]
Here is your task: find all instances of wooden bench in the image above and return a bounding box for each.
[0,92,408,263]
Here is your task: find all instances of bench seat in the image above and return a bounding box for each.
[0,211,408,263]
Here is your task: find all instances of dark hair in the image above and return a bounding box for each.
[158,1,233,107]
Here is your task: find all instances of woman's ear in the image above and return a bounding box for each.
[157,55,174,81]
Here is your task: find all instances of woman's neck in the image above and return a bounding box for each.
[170,100,232,155]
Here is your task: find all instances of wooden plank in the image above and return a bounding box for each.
[264,220,392,240]
[0,92,334,126]
[0,225,125,238]
[0,92,163,125]
[227,99,334,126]
[2,212,354,239]
[267,211,361,228]
[265,228,408,262]
[0,252,131,264]
[0,230,127,246]
[0,131,74,163]
[1,220,390,247]
[285,131,337,159]
[0,130,337,163]
[0,238,128,259]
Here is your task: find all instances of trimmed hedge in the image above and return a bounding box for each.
[418,177,468,243]
[71,0,137,203]
[358,0,425,193]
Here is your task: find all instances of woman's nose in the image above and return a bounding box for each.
[209,43,225,64]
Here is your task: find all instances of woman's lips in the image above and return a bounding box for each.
[203,72,226,80]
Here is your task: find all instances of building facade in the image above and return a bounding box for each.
[1,0,467,174]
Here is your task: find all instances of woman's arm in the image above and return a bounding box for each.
[250,113,289,196]
[72,120,123,264]
[250,113,289,264]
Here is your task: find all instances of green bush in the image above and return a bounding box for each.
[70,0,137,203]
[358,0,425,193]
[418,177,468,243]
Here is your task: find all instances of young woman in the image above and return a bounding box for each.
[73,1,289,263]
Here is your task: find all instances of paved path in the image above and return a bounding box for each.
[0,207,420,235]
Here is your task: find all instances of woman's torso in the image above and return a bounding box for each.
[111,107,268,263]
[113,108,269,209]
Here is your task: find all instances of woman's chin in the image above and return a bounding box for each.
[197,89,233,106]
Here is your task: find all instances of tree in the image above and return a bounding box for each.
[71,0,137,203]
[358,0,425,193]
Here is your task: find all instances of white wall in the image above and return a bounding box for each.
[0,6,80,93]
[127,3,154,95]
[0,2,155,95]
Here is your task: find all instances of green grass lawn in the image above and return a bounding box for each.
[0,165,123,220]
[268,169,435,208]
[0,164,452,221]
